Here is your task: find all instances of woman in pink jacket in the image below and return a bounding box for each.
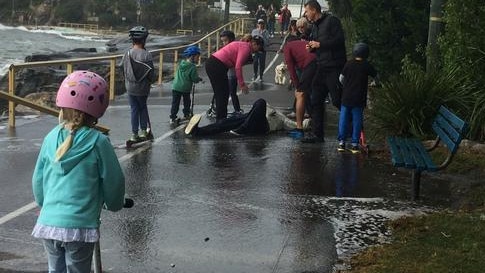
[205,36,264,121]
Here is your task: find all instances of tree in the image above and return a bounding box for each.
[350,0,429,78]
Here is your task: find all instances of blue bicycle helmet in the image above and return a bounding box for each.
[183,45,201,57]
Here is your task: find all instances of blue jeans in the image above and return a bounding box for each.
[338,105,363,145]
[170,90,191,119]
[128,95,149,134]
[253,51,266,79]
[267,20,275,35]
[42,239,95,273]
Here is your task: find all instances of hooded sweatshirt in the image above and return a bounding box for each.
[122,47,155,96]
[172,59,201,93]
[32,125,125,229]
[212,41,252,88]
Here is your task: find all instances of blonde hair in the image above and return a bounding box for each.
[55,108,97,161]
[296,17,308,29]
[240,34,252,42]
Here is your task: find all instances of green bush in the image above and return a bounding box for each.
[439,0,485,141]
[369,57,477,138]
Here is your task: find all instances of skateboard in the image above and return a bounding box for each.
[125,130,154,148]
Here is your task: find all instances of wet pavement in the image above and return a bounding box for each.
[0,48,455,273]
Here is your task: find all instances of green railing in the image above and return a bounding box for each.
[3,18,253,130]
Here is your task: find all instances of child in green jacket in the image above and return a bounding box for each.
[170,45,202,124]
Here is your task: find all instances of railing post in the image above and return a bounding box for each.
[216,34,220,51]
[198,43,202,66]
[207,35,211,58]
[66,63,73,74]
[8,66,16,128]
[109,59,116,100]
[158,52,164,85]
[173,50,179,78]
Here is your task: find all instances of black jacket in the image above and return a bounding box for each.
[310,13,347,69]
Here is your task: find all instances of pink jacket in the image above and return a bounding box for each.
[212,41,252,87]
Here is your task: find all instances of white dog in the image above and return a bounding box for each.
[274,62,288,85]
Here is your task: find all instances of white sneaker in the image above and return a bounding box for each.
[185,114,202,135]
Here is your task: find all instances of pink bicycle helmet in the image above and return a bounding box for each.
[56,70,108,118]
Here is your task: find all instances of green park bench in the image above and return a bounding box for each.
[387,106,469,200]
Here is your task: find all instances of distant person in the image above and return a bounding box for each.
[170,45,202,124]
[255,4,267,24]
[302,0,346,143]
[32,71,126,273]
[205,35,264,121]
[267,4,276,37]
[122,26,155,141]
[286,19,300,42]
[337,43,377,153]
[251,19,270,81]
[185,98,310,136]
[279,4,292,37]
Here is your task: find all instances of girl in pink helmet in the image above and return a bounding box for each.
[32,70,126,273]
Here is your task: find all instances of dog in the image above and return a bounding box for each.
[274,62,288,85]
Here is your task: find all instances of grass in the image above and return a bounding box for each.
[338,142,485,273]
[341,210,485,273]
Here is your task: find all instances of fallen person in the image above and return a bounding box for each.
[185,98,310,137]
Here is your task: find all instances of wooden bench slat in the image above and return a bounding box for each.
[387,136,404,167]
[435,114,462,143]
[432,122,460,153]
[438,105,467,132]
[398,137,417,169]
[408,138,438,171]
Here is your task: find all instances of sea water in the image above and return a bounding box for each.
[0,23,108,76]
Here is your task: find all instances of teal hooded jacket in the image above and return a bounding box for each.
[32,125,125,229]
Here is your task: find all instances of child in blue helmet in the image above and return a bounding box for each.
[337,42,377,153]
[170,45,203,124]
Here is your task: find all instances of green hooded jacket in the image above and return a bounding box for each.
[172,59,201,93]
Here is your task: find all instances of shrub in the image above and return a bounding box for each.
[369,57,477,139]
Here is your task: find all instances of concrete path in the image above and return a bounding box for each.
[0,43,453,273]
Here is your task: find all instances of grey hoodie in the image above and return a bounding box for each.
[122,48,155,96]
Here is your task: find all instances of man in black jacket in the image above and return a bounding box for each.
[302,0,346,143]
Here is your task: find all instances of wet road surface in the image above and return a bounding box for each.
[0,53,455,273]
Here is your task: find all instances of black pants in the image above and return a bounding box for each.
[195,99,269,136]
[311,65,341,138]
[206,56,229,121]
[170,90,191,119]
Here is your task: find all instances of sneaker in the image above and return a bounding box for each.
[170,117,178,124]
[185,114,202,135]
[130,134,140,142]
[139,129,148,139]
[258,77,263,82]
[350,145,361,154]
[229,129,243,136]
[337,142,346,152]
[288,129,304,139]
[301,133,324,143]
[286,112,296,119]
[183,114,192,121]
[229,110,244,117]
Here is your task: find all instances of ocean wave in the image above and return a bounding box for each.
[0,23,108,42]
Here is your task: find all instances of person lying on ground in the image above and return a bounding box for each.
[184,98,310,137]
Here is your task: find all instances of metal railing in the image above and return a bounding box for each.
[3,18,253,130]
